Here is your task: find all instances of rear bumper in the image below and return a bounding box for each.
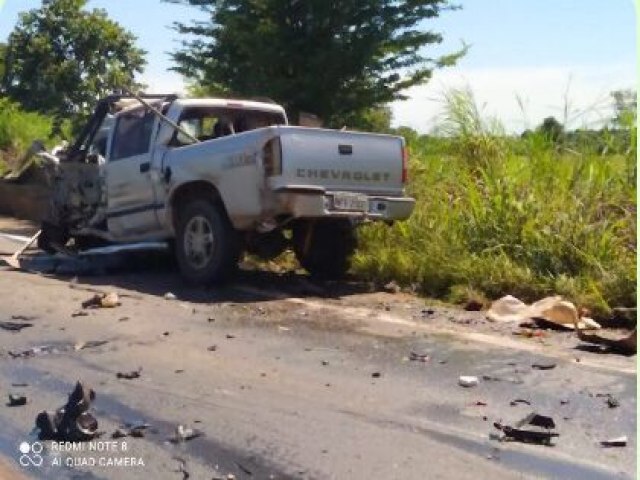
[275,191,415,221]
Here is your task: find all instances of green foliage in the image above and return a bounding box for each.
[536,116,564,142]
[168,0,465,127]
[611,89,637,129]
[1,0,146,128]
[353,90,636,318]
[0,97,69,174]
[0,43,6,86]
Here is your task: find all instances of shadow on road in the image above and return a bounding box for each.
[1,250,376,304]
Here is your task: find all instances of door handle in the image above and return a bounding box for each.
[139,162,150,173]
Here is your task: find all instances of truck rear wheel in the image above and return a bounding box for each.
[292,219,357,279]
[37,222,69,254]
[175,199,240,284]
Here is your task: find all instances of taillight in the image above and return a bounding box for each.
[401,144,409,183]
[263,137,282,176]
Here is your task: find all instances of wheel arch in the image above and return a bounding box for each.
[167,181,229,232]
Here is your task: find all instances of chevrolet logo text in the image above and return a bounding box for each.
[296,169,391,182]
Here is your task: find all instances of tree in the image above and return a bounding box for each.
[0,43,7,91]
[611,89,637,129]
[168,0,464,127]
[536,116,564,142]
[2,0,146,125]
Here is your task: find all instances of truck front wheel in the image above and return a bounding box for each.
[175,200,240,284]
[292,219,357,280]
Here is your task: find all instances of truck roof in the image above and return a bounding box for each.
[173,98,286,115]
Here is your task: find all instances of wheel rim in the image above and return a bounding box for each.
[184,215,215,269]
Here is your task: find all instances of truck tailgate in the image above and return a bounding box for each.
[272,127,405,195]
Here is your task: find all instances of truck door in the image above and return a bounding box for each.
[105,107,161,237]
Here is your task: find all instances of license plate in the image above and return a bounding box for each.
[332,193,368,211]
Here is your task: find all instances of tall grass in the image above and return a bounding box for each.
[0,98,65,175]
[354,90,636,317]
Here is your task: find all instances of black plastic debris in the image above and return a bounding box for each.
[371,372,382,378]
[510,399,532,406]
[595,393,620,409]
[0,321,34,332]
[494,412,559,446]
[600,436,627,447]
[531,362,556,370]
[35,381,99,441]
[112,423,149,439]
[7,394,27,406]
[116,368,142,380]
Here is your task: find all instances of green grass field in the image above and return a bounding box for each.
[353,92,636,318]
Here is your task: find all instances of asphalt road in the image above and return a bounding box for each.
[0,227,636,480]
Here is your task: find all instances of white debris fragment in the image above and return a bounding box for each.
[458,376,479,388]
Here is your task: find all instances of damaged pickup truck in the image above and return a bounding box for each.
[39,93,415,283]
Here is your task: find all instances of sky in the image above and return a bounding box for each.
[0,0,637,133]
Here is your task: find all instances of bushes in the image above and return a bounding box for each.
[353,90,636,317]
[0,97,68,174]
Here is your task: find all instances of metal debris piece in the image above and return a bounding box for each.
[371,372,382,378]
[164,292,177,300]
[7,394,27,406]
[74,340,109,351]
[600,436,627,447]
[116,368,142,380]
[207,345,217,352]
[575,326,636,355]
[458,376,479,387]
[71,311,89,318]
[510,399,532,406]
[0,321,34,332]
[494,412,559,446]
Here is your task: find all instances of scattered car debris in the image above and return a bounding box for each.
[82,292,120,309]
[494,412,559,446]
[409,351,430,362]
[74,340,109,351]
[226,334,236,339]
[118,316,130,322]
[575,325,636,355]
[7,394,27,406]
[510,399,532,406]
[595,393,620,409]
[174,456,190,480]
[35,381,99,441]
[421,308,435,316]
[531,362,556,370]
[207,345,218,352]
[112,423,149,439]
[487,295,601,330]
[11,315,38,321]
[0,320,34,331]
[169,424,203,443]
[458,376,479,387]
[371,372,382,378]
[71,311,89,318]
[11,382,28,387]
[600,436,627,447]
[472,401,487,406]
[116,368,142,380]
[164,292,177,301]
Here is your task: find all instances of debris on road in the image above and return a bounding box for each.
[164,292,177,301]
[510,399,532,406]
[487,295,600,330]
[35,381,99,441]
[409,351,430,362]
[594,393,620,409]
[11,315,38,321]
[116,368,142,380]
[575,325,636,355]
[169,424,203,443]
[112,423,149,439]
[371,372,382,378]
[207,345,218,352]
[600,436,627,447]
[81,292,120,309]
[71,310,89,318]
[494,412,559,446]
[458,376,479,387]
[0,320,34,332]
[7,394,27,406]
[74,340,109,351]
[531,362,556,370]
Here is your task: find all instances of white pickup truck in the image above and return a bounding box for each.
[40,94,415,283]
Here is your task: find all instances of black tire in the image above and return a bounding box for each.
[174,199,240,284]
[292,219,357,279]
[37,222,69,254]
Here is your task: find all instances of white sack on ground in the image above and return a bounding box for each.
[487,295,601,330]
